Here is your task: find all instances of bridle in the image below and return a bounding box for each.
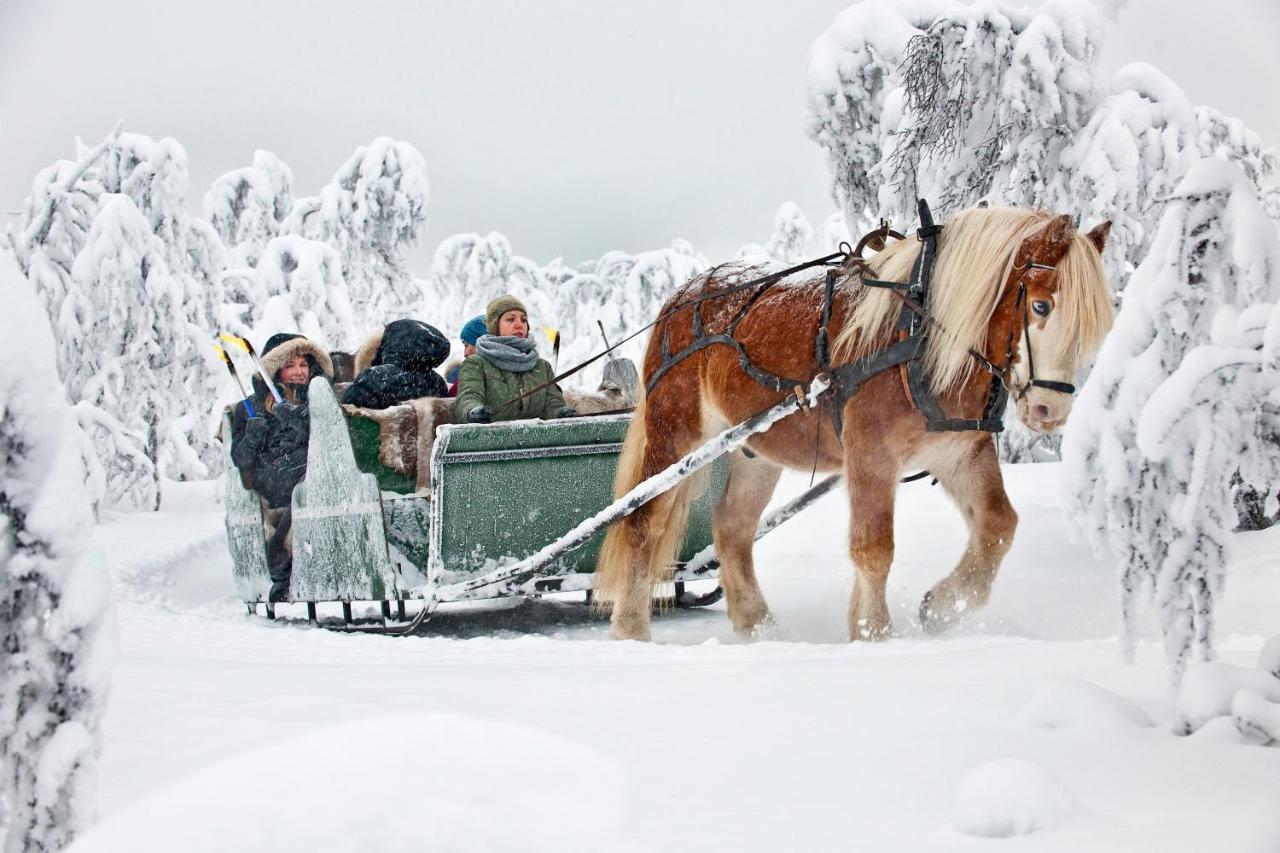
[990,259,1077,401]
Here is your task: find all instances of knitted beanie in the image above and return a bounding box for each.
[460,315,488,345]
[485,295,528,335]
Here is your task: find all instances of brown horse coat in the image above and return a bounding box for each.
[596,207,1113,641]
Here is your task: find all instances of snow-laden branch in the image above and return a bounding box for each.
[1135,346,1263,461]
[22,122,123,248]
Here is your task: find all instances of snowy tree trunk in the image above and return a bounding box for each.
[0,251,115,853]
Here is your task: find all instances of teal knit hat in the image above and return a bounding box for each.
[460,316,487,345]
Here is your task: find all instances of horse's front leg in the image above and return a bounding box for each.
[919,437,1018,633]
[846,456,898,641]
[712,449,782,636]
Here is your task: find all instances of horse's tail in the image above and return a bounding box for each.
[593,380,699,612]
[594,382,650,608]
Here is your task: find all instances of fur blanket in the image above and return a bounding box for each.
[342,381,633,493]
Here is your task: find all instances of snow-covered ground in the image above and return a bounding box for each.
[79,465,1279,852]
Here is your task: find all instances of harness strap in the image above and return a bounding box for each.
[645,254,849,396]
[826,199,1008,435]
[496,252,848,413]
[826,336,925,437]
[1017,288,1076,397]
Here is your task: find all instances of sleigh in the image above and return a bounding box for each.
[222,367,748,631]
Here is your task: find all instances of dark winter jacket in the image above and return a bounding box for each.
[452,352,567,423]
[343,319,450,409]
[228,334,333,509]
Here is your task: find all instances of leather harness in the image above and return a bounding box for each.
[646,199,1075,439]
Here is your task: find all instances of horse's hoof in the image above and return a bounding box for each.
[851,617,892,641]
[746,614,782,641]
[919,589,965,634]
[729,603,775,639]
[609,620,652,642]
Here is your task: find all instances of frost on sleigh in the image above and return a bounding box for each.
[220,361,730,630]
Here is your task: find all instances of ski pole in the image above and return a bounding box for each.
[213,343,255,417]
[597,320,623,377]
[219,333,283,404]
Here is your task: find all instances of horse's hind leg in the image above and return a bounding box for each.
[712,450,782,636]
[609,485,692,640]
[919,437,1018,633]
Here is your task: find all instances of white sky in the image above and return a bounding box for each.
[2,0,1277,270]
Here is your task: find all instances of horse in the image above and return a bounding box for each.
[594,205,1114,641]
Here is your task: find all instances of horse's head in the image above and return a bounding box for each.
[1004,215,1113,433]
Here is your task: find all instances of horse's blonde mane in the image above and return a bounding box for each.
[833,207,1113,394]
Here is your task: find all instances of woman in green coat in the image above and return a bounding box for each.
[453,295,576,424]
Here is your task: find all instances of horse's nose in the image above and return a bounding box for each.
[1032,404,1051,421]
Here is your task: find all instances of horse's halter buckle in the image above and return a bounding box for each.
[1001,260,1076,401]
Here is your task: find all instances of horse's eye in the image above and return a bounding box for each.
[1031,300,1052,318]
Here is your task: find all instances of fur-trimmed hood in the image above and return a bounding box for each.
[354,329,384,378]
[259,334,334,381]
[353,319,449,377]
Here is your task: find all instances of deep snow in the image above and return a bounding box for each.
[77,464,1280,852]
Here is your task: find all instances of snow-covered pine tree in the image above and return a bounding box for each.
[1061,158,1280,682]
[12,130,229,493]
[430,231,515,329]
[584,241,708,362]
[0,249,115,853]
[764,202,814,265]
[815,210,853,252]
[252,235,357,352]
[1049,63,1280,287]
[807,5,1278,292]
[204,151,294,270]
[805,0,1103,230]
[69,195,195,509]
[427,232,559,347]
[6,128,122,381]
[104,135,226,475]
[286,139,429,333]
[737,202,815,263]
[621,240,708,340]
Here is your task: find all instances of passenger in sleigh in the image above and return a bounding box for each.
[444,315,486,397]
[343,318,451,409]
[453,295,575,424]
[228,333,334,603]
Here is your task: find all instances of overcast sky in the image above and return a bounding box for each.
[3,0,1277,270]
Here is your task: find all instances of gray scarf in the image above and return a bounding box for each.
[476,334,539,373]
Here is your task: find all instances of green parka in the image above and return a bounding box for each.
[452,354,567,423]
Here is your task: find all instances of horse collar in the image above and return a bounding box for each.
[836,199,1009,435]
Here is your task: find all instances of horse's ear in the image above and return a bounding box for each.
[1086,220,1112,254]
[1041,214,1075,248]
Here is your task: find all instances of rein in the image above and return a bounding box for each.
[491,250,851,414]
[494,201,1073,434]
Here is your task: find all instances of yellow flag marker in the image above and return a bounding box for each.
[546,328,561,370]
[218,332,282,403]
[214,342,255,416]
